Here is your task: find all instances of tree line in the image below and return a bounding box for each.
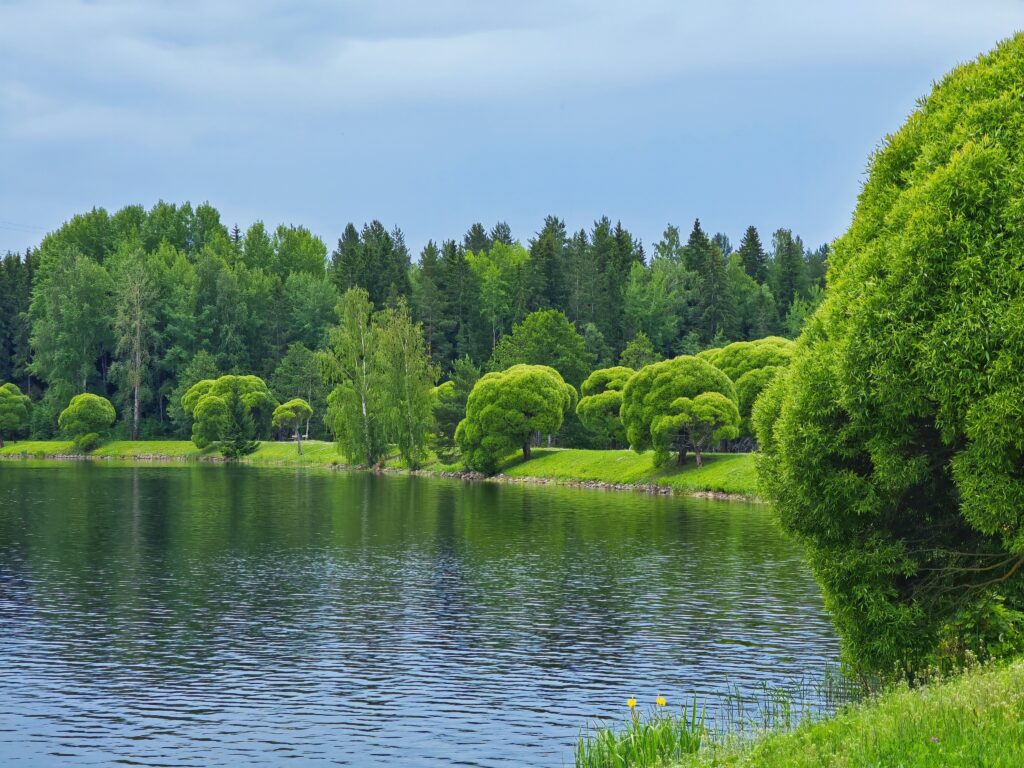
[0,201,826,442]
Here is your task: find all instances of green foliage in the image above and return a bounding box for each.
[671,659,1024,768]
[756,36,1024,680]
[575,366,633,447]
[702,336,795,437]
[271,342,327,439]
[377,299,439,468]
[649,391,740,467]
[320,288,387,465]
[58,393,116,451]
[29,247,113,391]
[456,364,577,474]
[467,240,529,350]
[0,382,31,447]
[489,309,593,387]
[621,356,737,467]
[432,356,480,462]
[182,374,276,457]
[272,398,313,454]
[576,701,705,768]
[619,332,660,370]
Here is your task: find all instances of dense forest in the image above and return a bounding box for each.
[0,202,826,441]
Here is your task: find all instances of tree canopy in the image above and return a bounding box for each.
[0,382,31,447]
[58,392,116,451]
[489,309,593,388]
[755,35,1024,679]
[272,398,313,454]
[183,374,276,457]
[575,366,634,447]
[456,364,577,474]
[621,355,737,466]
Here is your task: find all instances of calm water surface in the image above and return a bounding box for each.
[0,463,838,766]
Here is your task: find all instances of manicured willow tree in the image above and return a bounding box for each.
[575,366,634,447]
[0,382,31,448]
[272,399,313,454]
[58,393,116,452]
[621,355,737,466]
[456,364,577,474]
[755,35,1024,679]
[701,336,794,436]
[183,375,277,457]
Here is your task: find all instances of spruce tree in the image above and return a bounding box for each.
[489,222,514,246]
[329,223,363,294]
[463,223,491,253]
[737,225,768,283]
[526,215,568,312]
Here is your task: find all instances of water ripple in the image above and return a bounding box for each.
[0,463,839,766]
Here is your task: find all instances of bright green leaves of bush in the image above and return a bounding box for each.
[58,393,115,452]
[575,366,633,448]
[621,355,738,467]
[0,382,31,448]
[272,398,313,455]
[755,35,1024,679]
[182,375,277,458]
[456,364,577,474]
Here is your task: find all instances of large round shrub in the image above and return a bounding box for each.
[703,337,794,436]
[575,366,634,447]
[756,36,1024,679]
[456,364,577,474]
[58,393,116,452]
[0,382,31,448]
[183,375,277,457]
[621,355,737,466]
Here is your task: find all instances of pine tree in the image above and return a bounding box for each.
[736,225,768,283]
[328,223,363,294]
[489,222,514,246]
[770,228,808,318]
[526,215,568,312]
[412,241,445,360]
[463,223,491,253]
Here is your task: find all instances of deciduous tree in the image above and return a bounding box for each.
[456,364,577,474]
[0,382,31,447]
[621,355,736,466]
[272,398,313,454]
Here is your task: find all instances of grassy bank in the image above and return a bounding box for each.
[578,660,1024,768]
[695,660,1024,767]
[499,448,758,497]
[0,441,757,497]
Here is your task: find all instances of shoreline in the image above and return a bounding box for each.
[0,441,761,501]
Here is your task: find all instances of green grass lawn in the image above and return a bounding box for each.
[670,659,1024,768]
[499,448,759,497]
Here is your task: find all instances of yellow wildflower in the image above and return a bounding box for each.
[656,696,667,707]
[627,697,637,709]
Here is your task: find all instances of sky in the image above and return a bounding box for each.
[2,0,1023,257]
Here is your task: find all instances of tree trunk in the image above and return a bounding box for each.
[0,434,5,449]
[694,447,703,467]
[132,382,140,441]
[523,441,532,461]
[295,426,303,455]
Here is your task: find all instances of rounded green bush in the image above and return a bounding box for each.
[621,355,737,467]
[456,364,577,474]
[58,393,116,452]
[575,366,634,447]
[756,36,1024,678]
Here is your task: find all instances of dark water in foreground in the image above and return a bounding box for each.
[0,463,838,767]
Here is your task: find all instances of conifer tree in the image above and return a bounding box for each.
[737,225,768,283]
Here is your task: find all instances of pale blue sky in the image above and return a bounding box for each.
[1,1,1022,256]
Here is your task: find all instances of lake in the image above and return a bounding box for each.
[0,463,838,766]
